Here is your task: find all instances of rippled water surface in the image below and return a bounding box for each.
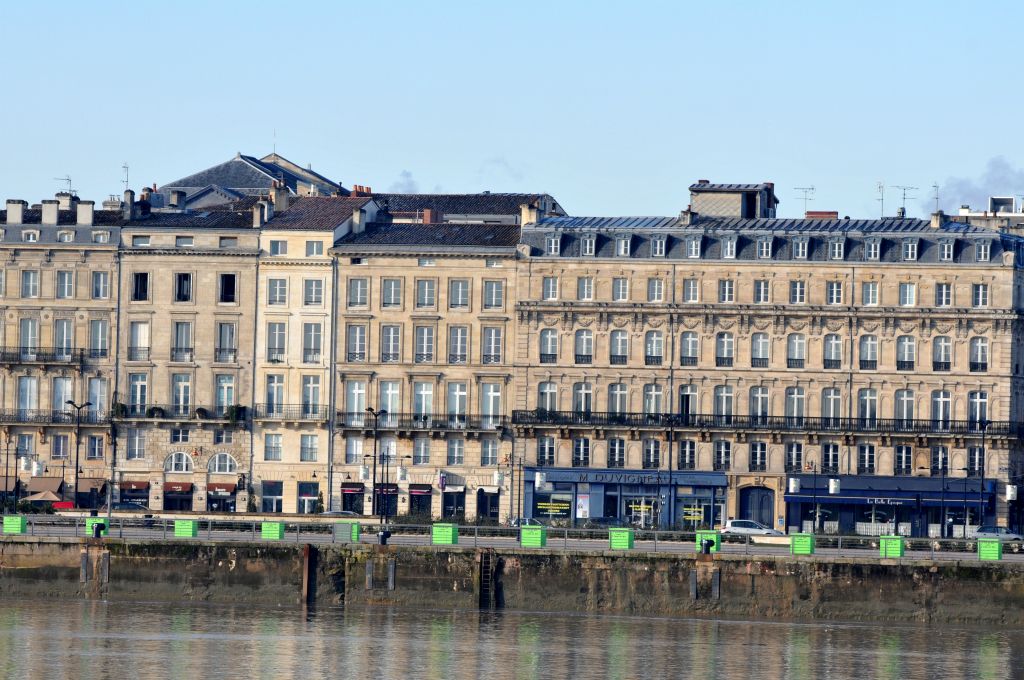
[0,600,1020,679]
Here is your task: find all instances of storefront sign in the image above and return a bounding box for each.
[575,494,590,519]
[865,498,905,506]
[537,499,571,517]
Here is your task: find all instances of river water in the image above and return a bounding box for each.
[0,600,1019,679]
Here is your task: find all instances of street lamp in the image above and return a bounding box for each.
[66,400,92,509]
[3,429,11,515]
[959,467,970,538]
[919,462,948,538]
[365,407,388,544]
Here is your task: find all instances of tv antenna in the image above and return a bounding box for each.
[932,183,940,212]
[794,186,815,214]
[876,182,885,217]
[53,175,75,195]
[122,163,130,192]
[891,185,918,212]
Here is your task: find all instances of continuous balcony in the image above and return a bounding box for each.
[254,404,328,421]
[114,404,242,422]
[0,347,85,366]
[0,409,109,425]
[335,412,507,433]
[511,410,1020,437]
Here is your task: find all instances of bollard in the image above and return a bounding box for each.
[377,529,391,545]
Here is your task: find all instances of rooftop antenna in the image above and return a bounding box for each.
[932,182,940,212]
[272,128,276,155]
[892,185,918,213]
[53,175,75,195]
[121,163,129,192]
[876,181,885,217]
[794,186,815,214]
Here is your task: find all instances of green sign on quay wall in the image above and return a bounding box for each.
[261,522,285,540]
[608,527,634,550]
[978,538,1003,561]
[174,520,198,538]
[695,530,721,552]
[336,521,361,543]
[520,526,547,548]
[85,518,108,537]
[2,515,26,534]
[879,535,904,558]
[790,533,815,555]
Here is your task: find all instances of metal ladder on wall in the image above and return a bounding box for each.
[479,550,494,609]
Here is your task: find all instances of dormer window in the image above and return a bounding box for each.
[757,237,772,259]
[792,238,808,259]
[939,239,954,262]
[828,239,845,260]
[864,239,880,261]
[721,237,736,259]
[176,236,194,248]
[902,239,918,261]
[581,235,596,256]
[57,231,73,243]
[132,235,150,247]
[651,236,666,257]
[615,236,631,257]
[686,237,701,258]
[545,234,560,256]
[91,231,109,244]
[976,241,991,262]
[22,231,38,243]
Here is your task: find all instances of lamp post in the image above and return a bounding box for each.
[979,419,989,530]
[810,461,819,533]
[365,407,389,544]
[3,429,11,514]
[959,467,970,538]
[66,400,92,509]
[921,463,948,538]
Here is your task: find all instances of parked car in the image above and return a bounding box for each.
[582,517,629,529]
[319,510,360,518]
[508,517,545,527]
[974,526,1024,541]
[100,502,153,514]
[721,519,784,536]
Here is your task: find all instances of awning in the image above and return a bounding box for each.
[408,484,433,496]
[477,486,500,494]
[373,483,399,495]
[443,485,466,494]
[121,481,150,491]
[207,482,236,496]
[341,482,365,494]
[164,482,194,494]
[28,477,63,493]
[77,479,106,492]
[785,491,992,508]
[23,490,60,503]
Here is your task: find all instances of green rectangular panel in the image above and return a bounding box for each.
[261,522,285,540]
[85,518,108,537]
[879,535,904,558]
[431,523,458,545]
[337,521,361,542]
[174,520,198,538]
[978,538,1003,561]
[608,528,634,550]
[790,533,815,555]
[2,516,26,534]
[695,530,721,552]
[520,526,547,548]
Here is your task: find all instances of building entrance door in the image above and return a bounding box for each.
[739,486,775,527]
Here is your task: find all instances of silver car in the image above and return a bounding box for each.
[974,526,1024,541]
[722,519,784,536]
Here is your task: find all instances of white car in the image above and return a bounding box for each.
[722,519,784,536]
[974,526,1024,541]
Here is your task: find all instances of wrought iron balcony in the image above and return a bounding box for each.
[751,357,769,368]
[215,348,238,363]
[610,354,628,365]
[860,359,877,370]
[335,412,507,432]
[0,347,84,364]
[574,354,592,365]
[266,349,286,363]
[788,358,805,369]
[645,354,662,366]
[716,356,733,367]
[448,353,466,364]
[970,362,988,373]
[381,352,400,363]
[482,354,502,364]
[303,351,322,364]
[170,347,194,362]
[823,358,841,369]
[541,353,557,365]
[896,360,914,371]
[114,404,237,421]
[933,361,951,372]
[510,410,1022,436]
[347,351,366,362]
[88,348,109,359]
[414,353,433,364]
[680,356,698,367]
[127,347,150,361]
[254,404,328,421]
[0,409,109,425]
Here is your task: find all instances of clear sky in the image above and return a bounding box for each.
[2,1,1022,219]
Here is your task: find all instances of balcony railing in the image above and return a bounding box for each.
[540,353,557,364]
[610,354,628,365]
[751,357,769,368]
[347,351,366,362]
[680,356,698,367]
[860,359,877,370]
[381,352,399,363]
[510,410,1022,436]
[215,348,237,363]
[127,347,150,361]
[254,404,328,420]
[0,347,84,364]
[970,362,988,372]
[482,354,502,364]
[335,412,507,431]
[787,358,805,369]
[115,404,234,421]
[89,348,109,359]
[303,351,322,364]
[716,356,733,367]
[414,353,433,364]
[933,361,951,372]
[0,409,109,425]
[896,360,914,371]
[449,353,466,364]
[823,358,841,369]
[575,354,592,365]
[645,355,662,366]
[266,349,286,363]
[170,347,194,362]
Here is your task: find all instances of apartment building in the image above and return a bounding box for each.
[512,182,1024,536]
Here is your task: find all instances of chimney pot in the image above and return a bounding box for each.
[76,200,95,227]
[56,192,75,210]
[930,210,945,229]
[122,190,135,221]
[5,200,27,225]
[41,200,59,226]
[170,190,187,209]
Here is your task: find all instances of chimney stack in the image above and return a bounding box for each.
[520,201,539,226]
[169,190,186,209]
[352,207,365,234]
[5,200,26,225]
[76,201,95,226]
[253,200,273,228]
[930,210,945,229]
[56,192,76,210]
[41,200,59,226]
[141,186,152,203]
[122,190,135,221]
[270,180,290,211]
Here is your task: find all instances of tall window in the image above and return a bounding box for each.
[931,445,948,473]
[968,391,988,427]
[268,278,287,305]
[858,444,875,474]
[537,382,557,411]
[572,438,590,467]
[861,281,878,306]
[858,334,878,369]
[414,326,435,363]
[413,438,430,465]
[302,323,322,363]
[266,322,286,361]
[821,388,841,426]
[539,329,558,363]
[785,443,803,473]
[718,279,734,303]
[683,279,699,302]
[380,325,401,362]
[21,270,39,298]
[174,273,192,302]
[416,279,436,308]
[899,282,917,306]
[348,278,368,307]
[715,332,733,366]
[610,330,629,363]
[574,330,593,363]
[573,382,593,413]
[483,327,502,363]
[126,428,145,460]
[931,390,952,430]
[645,331,663,364]
[894,389,914,424]
[681,332,699,366]
[896,336,916,369]
[749,442,767,471]
[785,387,805,425]
[678,440,696,469]
[265,375,284,414]
[92,271,110,299]
[823,334,842,368]
[576,277,594,301]
[972,283,989,308]
[543,276,559,301]
[826,281,843,305]
[970,337,988,371]
[481,439,499,466]
[642,439,661,469]
[219,274,237,303]
[608,438,625,468]
[858,388,877,426]
[753,280,770,303]
[822,443,839,473]
[787,333,806,368]
[56,271,73,299]
[608,383,628,414]
[448,326,468,363]
[615,236,631,257]
[537,437,555,465]
[713,386,733,424]
[721,238,735,259]
[749,386,769,422]
[300,435,318,462]
[264,434,282,461]
[935,282,952,307]
[642,384,663,415]
[933,336,952,370]
[346,325,367,362]
[713,441,731,471]
[789,280,806,304]
[894,445,913,474]
[413,382,434,418]
[483,280,503,309]
[646,278,664,302]
[449,279,470,308]
[303,279,323,306]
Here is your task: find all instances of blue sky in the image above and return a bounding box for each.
[1,1,1022,218]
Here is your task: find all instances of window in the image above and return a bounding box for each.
[348,278,368,307]
[305,240,324,256]
[380,325,401,362]
[646,278,663,302]
[894,389,915,423]
[787,333,806,368]
[346,325,366,361]
[757,238,772,259]
[683,279,699,303]
[215,375,234,415]
[858,388,878,426]
[413,438,430,465]
[645,331,663,364]
[266,322,286,362]
[171,374,192,415]
[681,332,699,366]
[51,435,69,460]
[481,439,499,466]
[970,337,989,371]
[785,443,803,472]
[264,434,282,461]
[92,231,109,244]
[933,335,952,370]
[126,429,145,460]
[859,334,878,369]
[300,434,318,462]
[939,240,954,261]
[608,383,627,414]
[715,332,734,366]
[170,427,190,444]
[753,280,770,303]
[269,240,287,255]
[379,278,402,308]
[721,238,736,259]
[608,439,626,468]
[303,279,323,306]
[972,283,989,308]
[545,234,560,256]
[785,388,805,425]
[175,236,193,248]
[714,441,731,471]
[678,440,696,470]
[976,241,991,262]
[718,279,734,303]
[537,437,555,466]
[896,336,916,369]
[572,438,590,467]
[610,330,629,364]
[935,282,952,307]
[792,238,808,259]
[418,258,435,267]
[642,439,661,469]
[894,445,913,474]
[574,330,592,363]
[968,446,984,476]
[749,442,767,471]
[576,277,593,301]
[267,278,287,305]
[21,270,39,298]
[91,271,110,299]
[651,237,666,257]
[543,276,559,301]
[483,327,502,363]
[219,274,237,303]
[164,451,193,472]
[750,333,769,367]
[129,272,148,301]
[483,280,503,308]
[642,384,662,415]
[415,326,435,363]
[902,239,918,261]
[416,279,436,308]
[826,281,843,305]
[615,236,630,257]
[132,235,150,247]
[686,237,701,258]
[537,382,557,411]
[858,444,876,474]
[864,239,880,260]
[56,271,73,299]
[303,323,322,363]
[219,237,237,248]
[899,282,916,306]
[861,281,878,306]
[449,279,470,308]
[90,319,109,358]
[209,453,237,473]
[612,278,629,302]
[829,239,844,260]
[582,236,595,256]
[174,273,192,302]
[413,382,433,418]
[448,326,468,363]
[447,438,465,465]
[749,386,769,421]
[931,445,948,474]
[128,374,147,413]
[713,386,734,424]
[789,280,805,304]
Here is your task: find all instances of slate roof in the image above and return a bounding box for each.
[335,222,520,250]
[373,192,551,216]
[689,182,774,193]
[265,196,373,231]
[530,216,679,231]
[160,152,345,197]
[0,209,124,226]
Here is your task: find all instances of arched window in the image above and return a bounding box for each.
[208,452,237,474]
[537,382,557,411]
[164,451,194,473]
[539,329,558,362]
[787,333,806,368]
